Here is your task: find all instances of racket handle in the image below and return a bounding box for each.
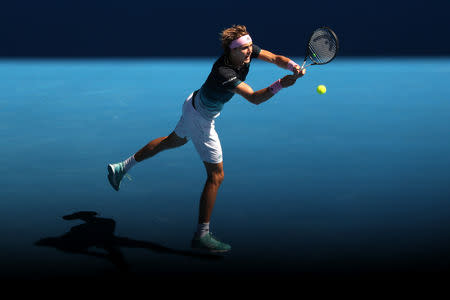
[300,62,313,70]
[300,61,306,70]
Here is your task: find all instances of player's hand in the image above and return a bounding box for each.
[280,69,306,88]
[294,67,306,78]
[280,74,298,88]
[292,64,302,76]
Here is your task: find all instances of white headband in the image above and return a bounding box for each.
[230,35,252,49]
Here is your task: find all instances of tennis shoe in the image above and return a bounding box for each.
[191,232,231,253]
[107,162,126,191]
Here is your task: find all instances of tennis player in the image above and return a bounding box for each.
[107,25,306,252]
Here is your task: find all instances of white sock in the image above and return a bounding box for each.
[196,222,210,238]
[122,155,137,173]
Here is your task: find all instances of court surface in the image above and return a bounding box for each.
[1,57,449,281]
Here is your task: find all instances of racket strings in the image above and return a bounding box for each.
[308,28,338,64]
[308,44,323,64]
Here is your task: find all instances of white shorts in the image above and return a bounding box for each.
[174,92,223,164]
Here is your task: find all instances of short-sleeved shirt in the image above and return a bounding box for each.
[194,44,262,120]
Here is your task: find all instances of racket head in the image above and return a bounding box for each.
[304,26,339,66]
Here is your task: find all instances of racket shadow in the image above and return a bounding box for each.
[35,211,223,273]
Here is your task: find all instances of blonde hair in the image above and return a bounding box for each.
[220,25,249,54]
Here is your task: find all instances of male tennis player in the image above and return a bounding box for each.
[107,25,306,252]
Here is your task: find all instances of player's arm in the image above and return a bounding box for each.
[258,49,301,76]
[233,72,305,105]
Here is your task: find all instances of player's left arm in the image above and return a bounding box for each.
[257,49,301,76]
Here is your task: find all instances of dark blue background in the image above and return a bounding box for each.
[1,0,449,57]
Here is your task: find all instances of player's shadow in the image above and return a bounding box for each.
[35,211,222,273]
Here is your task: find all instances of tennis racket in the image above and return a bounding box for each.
[300,26,339,70]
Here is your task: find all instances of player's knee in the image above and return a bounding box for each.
[208,170,224,185]
[165,132,188,148]
[174,137,188,147]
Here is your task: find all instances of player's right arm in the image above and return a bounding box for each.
[233,72,305,105]
[258,49,302,76]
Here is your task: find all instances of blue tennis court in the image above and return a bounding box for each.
[1,57,449,280]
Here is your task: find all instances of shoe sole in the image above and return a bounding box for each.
[191,242,231,253]
[191,246,230,253]
[107,164,119,191]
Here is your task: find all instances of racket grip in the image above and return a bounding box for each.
[300,61,306,70]
[269,79,283,95]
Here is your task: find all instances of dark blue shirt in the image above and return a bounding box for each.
[195,44,262,119]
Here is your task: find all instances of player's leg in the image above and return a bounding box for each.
[198,161,224,224]
[108,131,187,191]
[189,124,231,252]
[192,160,231,253]
[107,91,194,192]
[134,131,188,162]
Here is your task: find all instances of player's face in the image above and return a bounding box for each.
[231,43,253,65]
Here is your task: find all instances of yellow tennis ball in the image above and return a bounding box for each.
[317,85,326,94]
